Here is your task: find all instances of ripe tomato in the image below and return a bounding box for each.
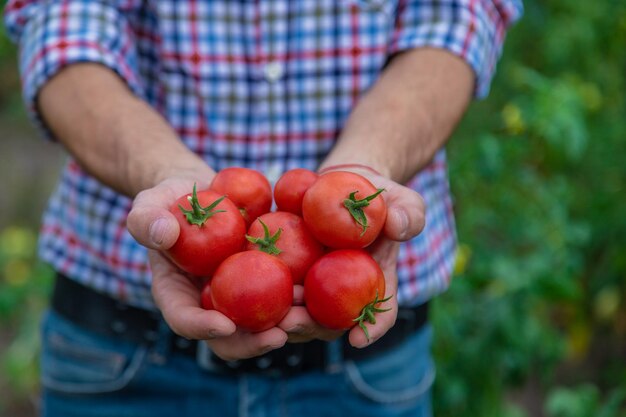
[274,168,319,215]
[304,249,389,340]
[210,251,293,332]
[167,185,247,277]
[302,171,387,249]
[245,211,325,285]
[210,167,272,225]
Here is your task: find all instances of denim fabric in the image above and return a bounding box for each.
[40,309,434,417]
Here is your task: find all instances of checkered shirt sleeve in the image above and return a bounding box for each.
[3,0,145,136]
[389,0,523,97]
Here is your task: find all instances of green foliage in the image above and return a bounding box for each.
[546,385,626,417]
[432,0,626,415]
[0,0,13,59]
[0,227,54,413]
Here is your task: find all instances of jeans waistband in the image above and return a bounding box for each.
[51,272,428,375]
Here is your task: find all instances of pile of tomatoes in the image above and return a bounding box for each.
[167,167,391,339]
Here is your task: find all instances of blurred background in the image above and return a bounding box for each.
[1,1,625,416]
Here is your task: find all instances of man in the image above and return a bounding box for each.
[4,0,522,416]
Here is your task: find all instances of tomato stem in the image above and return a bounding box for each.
[245,219,283,256]
[353,290,392,341]
[178,183,227,226]
[343,188,385,236]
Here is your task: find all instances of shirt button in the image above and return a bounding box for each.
[263,61,284,83]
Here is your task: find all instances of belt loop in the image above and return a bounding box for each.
[324,339,344,373]
[148,319,172,364]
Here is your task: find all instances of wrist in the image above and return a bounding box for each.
[152,161,215,190]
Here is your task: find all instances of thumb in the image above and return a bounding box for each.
[383,183,426,242]
[127,187,181,250]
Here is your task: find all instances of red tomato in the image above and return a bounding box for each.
[210,167,272,225]
[210,251,293,332]
[245,212,325,285]
[302,171,387,249]
[274,168,319,215]
[167,186,246,277]
[304,249,389,340]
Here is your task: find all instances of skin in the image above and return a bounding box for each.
[38,47,472,360]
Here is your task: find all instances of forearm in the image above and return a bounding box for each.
[38,63,212,197]
[321,48,474,183]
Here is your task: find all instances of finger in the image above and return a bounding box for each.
[150,250,236,339]
[128,177,213,250]
[128,207,179,250]
[278,306,343,343]
[127,185,183,250]
[368,238,400,272]
[348,289,398,348]
[380,181,426,242]
[207,328,288,361]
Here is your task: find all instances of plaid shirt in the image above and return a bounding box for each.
[5,0,521,310]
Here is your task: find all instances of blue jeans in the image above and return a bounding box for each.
[40,309,434,417]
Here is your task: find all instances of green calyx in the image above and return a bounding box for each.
[353,291,392,341]
[178,183,227,226]
[245,219,283,256]
[343,188,385,236]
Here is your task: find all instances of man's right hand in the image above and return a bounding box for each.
[35,64,287,360]
[127,176,288,360]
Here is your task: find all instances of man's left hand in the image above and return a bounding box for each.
[278,168,425,348]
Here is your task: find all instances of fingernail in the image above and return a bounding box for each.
[261,344,282,355]
[285,325,303,333]
[149,218,169,246]
[207,329,225,338]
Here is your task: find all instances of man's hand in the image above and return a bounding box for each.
[127,176,288,360]
[279,167,425,348]
[149,250,288,360]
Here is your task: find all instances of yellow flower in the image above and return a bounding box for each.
[454,243,471,276]
[593,286,620,322]
[0,227,37,259]
[502,103,526,135]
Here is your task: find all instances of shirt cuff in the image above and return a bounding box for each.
[15,1,144,139]
[388,0,523,98]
